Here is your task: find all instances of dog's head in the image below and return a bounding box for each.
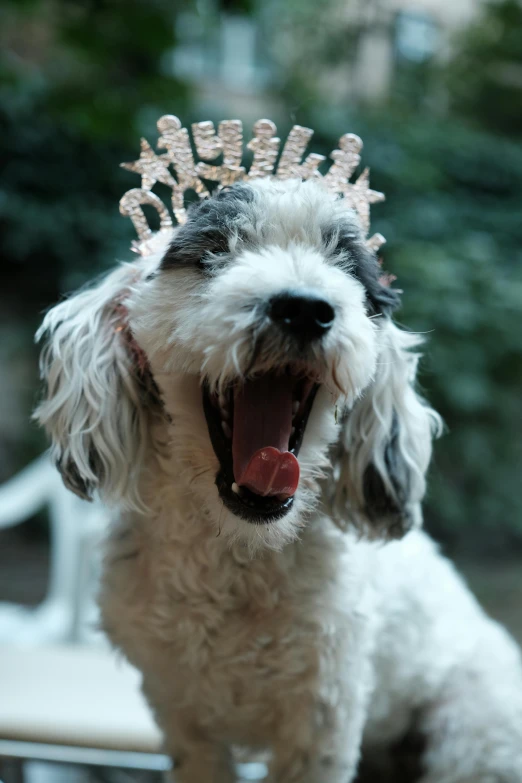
[35,179,441,551]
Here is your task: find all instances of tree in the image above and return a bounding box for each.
[447,0,522,135]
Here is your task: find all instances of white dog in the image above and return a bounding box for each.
[36,178,522,782]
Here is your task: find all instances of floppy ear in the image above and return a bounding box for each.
[34,262,157,510]
[330,322,443,539]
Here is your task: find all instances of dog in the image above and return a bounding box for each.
[36,178,522,782]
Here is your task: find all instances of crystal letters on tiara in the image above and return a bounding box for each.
[120,116,385,257]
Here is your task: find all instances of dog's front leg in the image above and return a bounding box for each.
[139,674,237,783]
[267,692,367,783]
[143,697,235,782]
[167,740,236,783]
[266,603,373,783]
[268,714,363,783]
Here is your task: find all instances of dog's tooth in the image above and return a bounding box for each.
[292,401,300,415]
[231,482,239,494]
[222,421,232,438]
[291,426,295,436]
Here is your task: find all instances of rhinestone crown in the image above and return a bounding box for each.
[120,116,385,257]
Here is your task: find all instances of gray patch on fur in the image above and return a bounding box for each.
[161,185,256,272]
[323,222,401,316]
[362,413,415,539]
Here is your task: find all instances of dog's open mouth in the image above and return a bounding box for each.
[202,370,319,523]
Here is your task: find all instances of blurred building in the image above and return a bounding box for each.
[169,0,483,116]
[350,0,480,100]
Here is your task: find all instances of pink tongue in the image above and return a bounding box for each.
[233,374,300,498]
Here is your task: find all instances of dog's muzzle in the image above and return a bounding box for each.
[200,288,335,523]
[202,371,319,524]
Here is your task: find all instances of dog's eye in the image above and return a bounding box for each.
[161,246,227,273]
[162,227,230,273]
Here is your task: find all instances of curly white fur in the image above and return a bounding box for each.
[35,179,522,783]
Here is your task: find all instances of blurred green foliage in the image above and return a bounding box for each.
[1,0,521,552]
[447,0,522,135]
[1,0,189,307]
[355,117,522,550]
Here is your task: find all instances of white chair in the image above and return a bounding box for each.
[0,454,106,645]
[0,644,166,780]
[0,457,267,782]
[0,456,167,780]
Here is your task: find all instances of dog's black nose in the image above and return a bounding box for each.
[269,292,335,341]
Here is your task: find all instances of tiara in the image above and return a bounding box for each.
[119,116,385,257]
